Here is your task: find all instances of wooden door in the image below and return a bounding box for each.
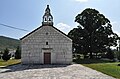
[44,52,51,64]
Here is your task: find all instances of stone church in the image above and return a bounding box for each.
[20,5,72,64]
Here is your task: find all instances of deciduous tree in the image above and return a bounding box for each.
[68,8,118,58]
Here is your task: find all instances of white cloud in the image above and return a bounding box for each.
[111,21,117,25]
[111,21,120,37]
[55,23,72,34]
[75,0,88,2]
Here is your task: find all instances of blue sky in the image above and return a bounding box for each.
[0,0,120,39]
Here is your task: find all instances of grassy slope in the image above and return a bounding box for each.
[0,59,21,67]
[0,36,20,51]
[83,63,120,79]
[74,59,120,79]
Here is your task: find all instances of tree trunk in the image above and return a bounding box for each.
[90,52,93,59]
[96,53,97,58]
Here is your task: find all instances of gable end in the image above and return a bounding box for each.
[20,26,72,41]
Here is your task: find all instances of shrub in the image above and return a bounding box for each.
[118,64,120,66]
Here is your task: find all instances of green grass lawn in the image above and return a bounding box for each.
[74,59,120,79]
[0,59,21,68]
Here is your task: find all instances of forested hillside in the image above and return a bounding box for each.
[0,36,20,51]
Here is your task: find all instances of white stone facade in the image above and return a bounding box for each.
[21,5,72,64]
[21,26,72,64]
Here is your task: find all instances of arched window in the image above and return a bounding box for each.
[44,16,48,22]
[46,42,48,45]
[45,18,47,21]
[49,18,51,21]
[48,16,53,21]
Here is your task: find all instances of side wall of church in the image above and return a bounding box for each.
[21,26,72,64]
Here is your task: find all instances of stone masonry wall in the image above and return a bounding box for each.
[21,26,72,64]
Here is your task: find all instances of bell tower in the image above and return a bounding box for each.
[42,5,53,26]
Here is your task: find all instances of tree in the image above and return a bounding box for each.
[2,48,11,61]
[116,51,120,60]
[68,8,118,58]
[0,51,3,59]
[118,37,120,51]
[106,48,115,60]
[15,46,21,59]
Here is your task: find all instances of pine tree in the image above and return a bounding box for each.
[2,48,11,61]
[15,46,21,59]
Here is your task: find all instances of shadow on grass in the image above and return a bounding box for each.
[73,58,114,64]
